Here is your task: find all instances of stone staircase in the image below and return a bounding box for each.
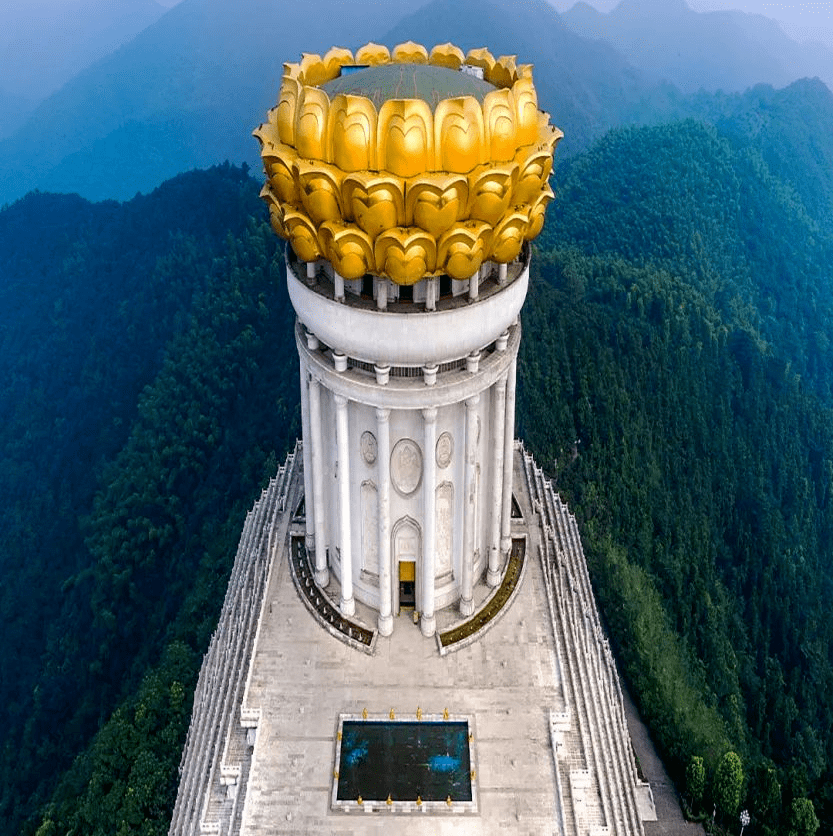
[169,444,301,836]
[522,445,649,836]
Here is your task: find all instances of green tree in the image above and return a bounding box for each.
[787,798,819,836]
[751,764,781,822]
[713,751,744,819]
[686,755,706,812]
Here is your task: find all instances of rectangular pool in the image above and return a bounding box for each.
[332,714,477,813]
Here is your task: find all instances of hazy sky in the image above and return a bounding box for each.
[548,0,833,42]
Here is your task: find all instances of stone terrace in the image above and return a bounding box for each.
[169,443,653,835]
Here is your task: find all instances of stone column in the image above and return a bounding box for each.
[460,395,479,617]
[376,408,393,636]
[335,393,355,616]
[299,358,315,553]
[308,374,329,587]
[500,354,518,555]
[421,407,438,637]
[487,374,507,587]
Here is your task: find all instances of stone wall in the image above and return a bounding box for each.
[169,444,301,836]
[521,445,653,836]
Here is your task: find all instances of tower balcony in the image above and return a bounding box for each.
[286,243,530,369]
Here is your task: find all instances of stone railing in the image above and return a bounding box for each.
[169,445,301,836]
[522,446,647,836]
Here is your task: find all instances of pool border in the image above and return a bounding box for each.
[330,712,479,815]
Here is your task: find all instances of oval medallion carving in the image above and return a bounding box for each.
[436,432,453,468]
[361,430,378,465]
[391,438,423,496]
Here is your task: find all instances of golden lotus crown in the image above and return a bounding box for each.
[254,41,562,285]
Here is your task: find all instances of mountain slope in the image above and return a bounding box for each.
[562,0,833,94]
[0,0,431,206]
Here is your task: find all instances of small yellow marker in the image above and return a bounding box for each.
[416,795,422,807]
[389,708,395,719]
[337,731,342,741]
[416,706,422,720]
[443,707,449,720]
[471,769,477,780]
[446,795,453,806]
[334,770,339,779]
[386,793,393,806]
[357,796,363,806]
[362,707,368,719]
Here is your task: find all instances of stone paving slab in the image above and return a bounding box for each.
[239,503,563,834]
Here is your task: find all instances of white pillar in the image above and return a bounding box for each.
[498,262,508,286]
[334,271,345,302]
[487,374,507,587]
[334,394,355,616]
[500,355,518,555]
[468,268,479,301]
[299,358,315,553]
[460,395,479,617]
[421,406,438,637]
[376,408,393,636]
[308,374,329,587]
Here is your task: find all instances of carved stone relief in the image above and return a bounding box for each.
[391,438,423,496]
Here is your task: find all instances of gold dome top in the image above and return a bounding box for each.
[254,41,562,284]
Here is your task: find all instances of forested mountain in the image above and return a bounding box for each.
[2,81,833,836]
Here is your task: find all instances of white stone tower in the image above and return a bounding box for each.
[254,41,561,638]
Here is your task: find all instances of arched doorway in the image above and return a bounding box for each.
[392,516,421,615]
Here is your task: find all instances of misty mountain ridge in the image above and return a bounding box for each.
[562,0,833,93]
[0,0,830,208]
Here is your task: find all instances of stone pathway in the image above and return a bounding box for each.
[620,683,705,836]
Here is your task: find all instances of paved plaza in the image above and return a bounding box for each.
[240,461,563,834]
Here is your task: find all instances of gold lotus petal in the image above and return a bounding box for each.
[405,173,468,237]
[263,144,299,204]
[468,163,518,225]
[329,94,377,171]
[343,173,405,238]
[378,99,434,178]
[284,209,322,262]
[321,222,374,279]
[355,42,390,65]
[296,160,343,226]
[524,185,554,241]
[513,77,539,146]
[514,146,554,206]
[393,41,428,64]
[375,228,437,285]
[465,47,495,77]
[323,46,354,79]
[491,55,517,90]
[295,86,331,161]
[483,89,516,162]
[434,97,487,173]
[489,210,528,263]
[429,43,465,70]
[277,76,301,145]
[437,221,491,280]
[299,53,330,87]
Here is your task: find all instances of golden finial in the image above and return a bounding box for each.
[416,706,422,720]
[386,793,393,806]
[446,795,453,806]
[389,708,395,720]
[357,795,363,806]
[337,731,342,741]
[416,795,423,806]
[362,707,368,719]
[334,769,339,779]
[443,707,449,720]
[471,769,477,780]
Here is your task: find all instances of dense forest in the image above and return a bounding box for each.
[1,79,832,835]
